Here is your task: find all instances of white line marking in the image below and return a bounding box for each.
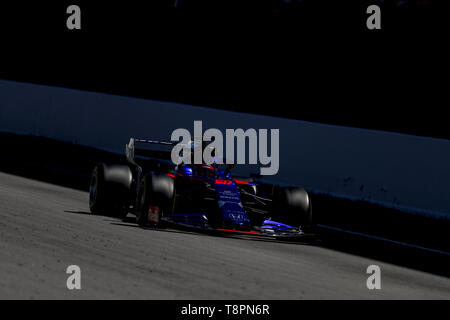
[316,224,450,256]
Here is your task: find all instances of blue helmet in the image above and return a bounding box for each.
[181,166,193,177]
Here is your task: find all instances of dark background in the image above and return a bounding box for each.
[1,1,450,290]
[1,0,448,138]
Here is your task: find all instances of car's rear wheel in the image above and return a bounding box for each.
[89,163,133,218]
[136,173,174,227]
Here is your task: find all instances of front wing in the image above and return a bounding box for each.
[160,213,313,240]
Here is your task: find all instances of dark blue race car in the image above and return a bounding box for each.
[89,138,313,239]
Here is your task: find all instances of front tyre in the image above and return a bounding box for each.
[273,187,312,227]
[136,173,174,227]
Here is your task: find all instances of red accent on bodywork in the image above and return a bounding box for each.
[216,228,261,235]
[215,179,233,185]
[234,179,249,185]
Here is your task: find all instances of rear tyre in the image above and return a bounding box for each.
[136,173,174,227]
[89,163,133,218]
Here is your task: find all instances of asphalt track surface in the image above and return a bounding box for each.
[1,172,449,299]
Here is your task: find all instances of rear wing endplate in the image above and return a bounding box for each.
[126,138,175,164]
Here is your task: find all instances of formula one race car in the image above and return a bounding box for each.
[89,138,313,238]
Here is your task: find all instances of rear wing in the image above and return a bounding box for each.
[126,138,175,165]
[125,136,219,166]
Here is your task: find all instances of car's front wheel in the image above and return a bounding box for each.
[136,173,174,227]
[272,187,312,228]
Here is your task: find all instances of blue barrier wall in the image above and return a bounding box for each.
[1,80,450,218]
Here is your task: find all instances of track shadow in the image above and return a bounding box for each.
[64,211,137,225]
[62,203,450,278]
[3,132,449,279]
[108,217,450,278]
[64,210,91,215]
[312,229,449,278]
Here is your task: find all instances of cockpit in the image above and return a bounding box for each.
[177,163,233,179]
